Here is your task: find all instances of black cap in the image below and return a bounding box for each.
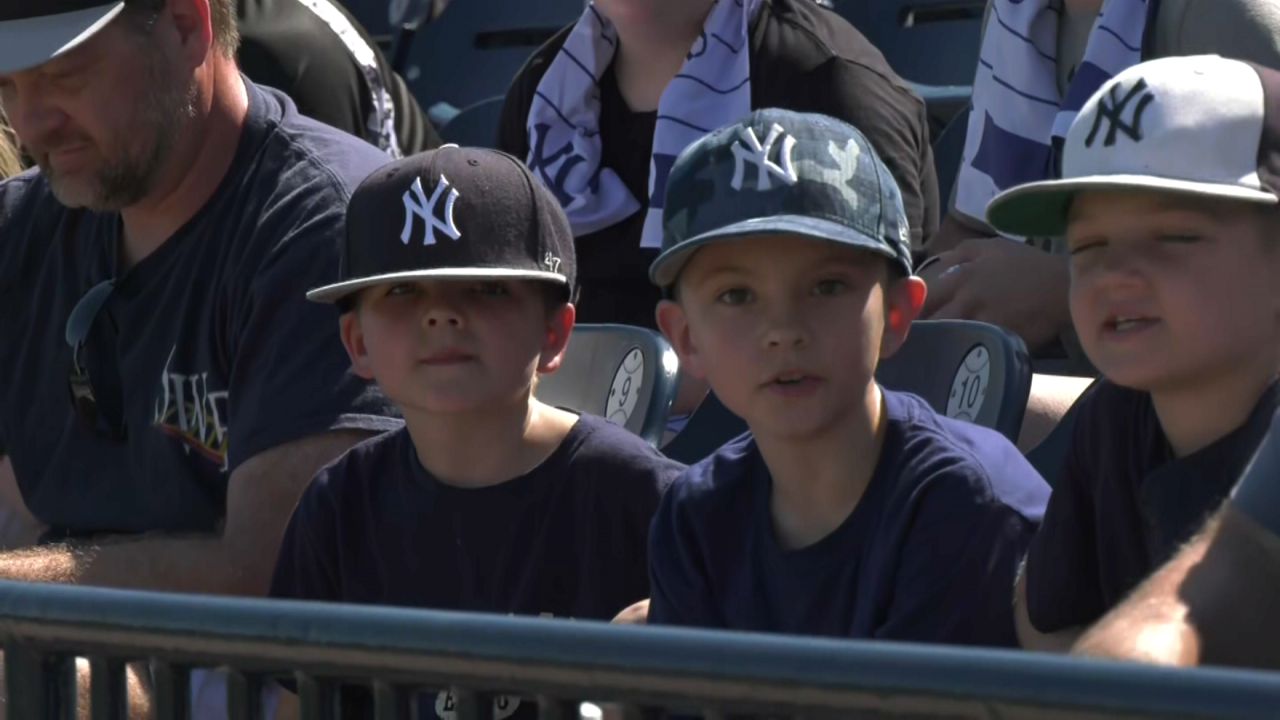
[0,1,125,75]
[308,146,576,304]
[649,108,913,288]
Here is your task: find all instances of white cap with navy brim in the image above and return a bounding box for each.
[986,55,1280,238]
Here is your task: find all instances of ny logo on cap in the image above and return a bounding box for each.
[401,176,462,246]
[730,123,798,192]
[1085,78,1155,149]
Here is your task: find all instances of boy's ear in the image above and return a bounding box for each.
[339,311,377,380]
[880,276,927,360]
[536,303,577,374]
[655,299,707,380]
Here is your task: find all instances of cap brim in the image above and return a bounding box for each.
[0,3,124,75]
[649,215,901,288]
[306,268,570,304]
[987,174,1280,238]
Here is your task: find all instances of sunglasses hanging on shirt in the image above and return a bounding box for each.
[65,278,127,441]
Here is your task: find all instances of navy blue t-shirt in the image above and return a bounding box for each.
[0,81,399,535]
[1025,380,1280,633]
[270,414,682,719]
[647,389,1049,647]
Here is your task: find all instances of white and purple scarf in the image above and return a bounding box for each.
[954,0,1155,233]
[525,0,762,248]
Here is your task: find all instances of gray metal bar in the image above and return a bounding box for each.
[52,654,78,720]
[535,696,575,720]
[88,656,125,720]
[296,671,333,720]
[150,659,190,720]
[0,581,1278,718]
[226,669,263,720]
[4,644,50,718]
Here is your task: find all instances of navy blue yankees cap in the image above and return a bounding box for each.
[307,146,576,304]
[649,108,914,288]
[0,1,125,75]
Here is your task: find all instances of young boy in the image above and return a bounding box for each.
[269,146,684,717]
[645,108,1050,646]
[985,55,1280,650]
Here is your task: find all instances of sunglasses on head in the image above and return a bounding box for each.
[65,279,126,441]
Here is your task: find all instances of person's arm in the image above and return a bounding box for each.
[0,430,368,595]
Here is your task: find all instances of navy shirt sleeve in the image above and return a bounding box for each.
[874,465,1034,646]
[270,459,345,601]
[225,185,398,471]
[1023,393,1107,633]
[647,471,724,629]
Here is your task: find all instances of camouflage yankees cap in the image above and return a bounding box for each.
[649,108,913,288]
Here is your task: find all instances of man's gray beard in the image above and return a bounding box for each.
[46,69,197,212]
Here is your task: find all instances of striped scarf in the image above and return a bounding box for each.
[955,0,1157,233]
[525,0,761,248]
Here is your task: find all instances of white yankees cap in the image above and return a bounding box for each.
[0,1,125,75]
[987,55,1280,237]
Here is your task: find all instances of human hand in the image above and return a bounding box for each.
[919,236,1071,352]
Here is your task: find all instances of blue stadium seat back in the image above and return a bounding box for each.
[660,392,749,466]
[400,0,585,111]
[1025,379,1100,488]
[535,324,680,447]
[931,102,971,211]
[438,96,506,149]
[831,0,984,87]
[875,319,1032,442]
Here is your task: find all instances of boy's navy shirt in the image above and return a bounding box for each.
[1025,379,1280,633]
[270,413,682,616]
[0,80,399,536]
[271,413,683,719]
[647,389,1049,646]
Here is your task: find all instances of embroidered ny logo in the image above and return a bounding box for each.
[1085,78,1155,148]
[400,176,462,246]
[730,123,799,192]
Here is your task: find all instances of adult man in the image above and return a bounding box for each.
[236,0,441,157]
[1073,410,1280,670]
[0,0,399,596]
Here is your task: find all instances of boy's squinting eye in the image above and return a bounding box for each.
[813,279,847,296]
[1068,240,1104,257]
[716,287,753,306]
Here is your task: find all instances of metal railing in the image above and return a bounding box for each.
[0,580,1277,719]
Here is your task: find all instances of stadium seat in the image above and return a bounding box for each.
[399,0,583,111]
[438,96,505,149]
[663,319,1032,465]
[877,319,1032,443]
[832,0,984,87]
[535,324,680,447]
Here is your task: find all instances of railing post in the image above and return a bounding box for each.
[226,669,263,720]
[150,660,190,720]
[5,645,52,718]
[89,657,126,720]
[295,671,334,720]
